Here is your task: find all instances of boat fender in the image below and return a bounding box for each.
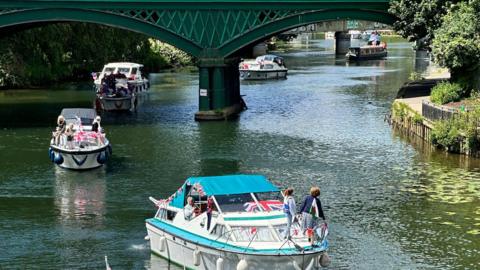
[48,147,54,161]
[314,255,320,268]
[97,152,107,164]
[216,258,224,270]
[236,259,248,270]
[319,252,331,267]
[193,249,201,266]
[144,235,150,241]
[159,236,166,252]
[54,153,64,165]
[292,260,302,270]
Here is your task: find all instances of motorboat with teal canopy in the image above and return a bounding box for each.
[170,174,279,208]
[146,174,330,269]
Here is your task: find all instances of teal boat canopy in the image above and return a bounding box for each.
[170,174,279,208]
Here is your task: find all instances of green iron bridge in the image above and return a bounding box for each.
[0,0,394,120]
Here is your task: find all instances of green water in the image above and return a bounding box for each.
[0,39,479,269]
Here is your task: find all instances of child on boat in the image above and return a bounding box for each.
[298,186,326,245]
[283,188,296,239]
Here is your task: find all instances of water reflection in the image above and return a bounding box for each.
[54,167,107,227]
[197,122,241,176]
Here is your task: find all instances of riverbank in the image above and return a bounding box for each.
[0,23,195,89]
[390,68,480,157]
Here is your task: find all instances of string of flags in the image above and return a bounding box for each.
[156,182,206,207]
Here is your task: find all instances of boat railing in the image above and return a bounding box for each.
[53,132,106,149]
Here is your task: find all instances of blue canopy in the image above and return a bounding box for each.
[170,174,279,208]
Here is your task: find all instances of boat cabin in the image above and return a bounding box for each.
[255,54,285,67]
[99,62,144,81]
[153,175,306,244]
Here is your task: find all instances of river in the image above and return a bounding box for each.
[0,38,479,269]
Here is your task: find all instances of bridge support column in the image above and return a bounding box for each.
[335,31,351,55]
[195,58,244,121]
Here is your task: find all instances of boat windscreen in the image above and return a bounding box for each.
[117,67,130,74]
[60,109,96,125]
[103,67,115,74]
[214,193,258,212]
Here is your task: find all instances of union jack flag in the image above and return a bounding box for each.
[243,200,283,212]
[257,200,283,211]
[243,201,258,212]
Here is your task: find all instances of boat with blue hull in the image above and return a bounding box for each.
[146,174,330,270]
[49,108,111,170]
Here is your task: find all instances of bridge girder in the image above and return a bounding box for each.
[0,1,394,58]
[0,0,394,119]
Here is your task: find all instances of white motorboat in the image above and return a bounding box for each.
[240,55,288,80]
[146,174,330,270]
[49,108,111,170]
[93,62,149,111]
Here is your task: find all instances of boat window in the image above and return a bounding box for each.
[230,226,277,242]
[253,192,283,211]
[103,67,115,74]
[264,55,274,61]
[214,193,257,212]
[117,68,130,75]
[166,210,177,221]
[131,68,138,75]
[264,64,274,69]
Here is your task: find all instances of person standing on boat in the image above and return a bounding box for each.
[54,115,66,145]
[92,116,101,133]
[375,31,381,45]
[206,196,215,230]
[65,123,75,149]
[298,186,325,244]
[283,188,296,239]
[368,32,377,45]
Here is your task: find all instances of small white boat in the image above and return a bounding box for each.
[240,55,288,80]
[146,174,329,270]
[49,108,111,170]
[93,62,149,112]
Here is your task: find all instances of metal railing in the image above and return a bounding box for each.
[422,100,459,121]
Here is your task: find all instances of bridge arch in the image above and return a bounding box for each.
[219,9,397,57]
[0,8,203,57]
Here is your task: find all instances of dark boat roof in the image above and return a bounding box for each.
[60,108,96,121]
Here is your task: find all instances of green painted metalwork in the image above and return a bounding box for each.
[0,0,393,58]
[0,0,394,114]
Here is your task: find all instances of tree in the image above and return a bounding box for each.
[389,0,460,44]
[432,0,480,89]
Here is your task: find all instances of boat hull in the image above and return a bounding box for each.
[346,51,387,61]
[98,95,135,111]
[240,70,288,80]
[146,222,326,270]
[49,144,110,170]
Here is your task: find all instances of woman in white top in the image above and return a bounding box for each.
[283,188,296,239]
